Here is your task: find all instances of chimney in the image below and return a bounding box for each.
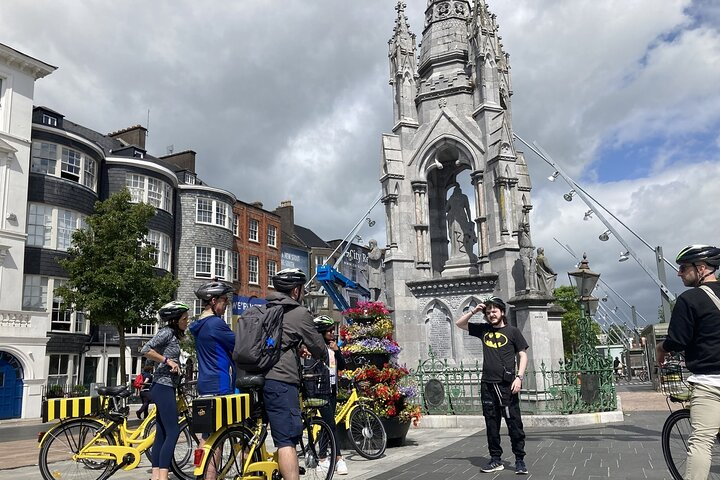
[275,200,295,236]
[108,125,147,150]
[160,150,197,173]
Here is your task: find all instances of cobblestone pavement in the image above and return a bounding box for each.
[0,383,683,480]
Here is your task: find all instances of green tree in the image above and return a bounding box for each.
[56,189,178,384]
[553,285,602,359]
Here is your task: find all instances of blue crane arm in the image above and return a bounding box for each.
[315,264,371,313]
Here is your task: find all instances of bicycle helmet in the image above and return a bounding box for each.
[158,300,190,322]
[272,268,307,292]
[313,315,336,333]
[675,245,720,267]
[194,281,234,301]
[484,296,506,313]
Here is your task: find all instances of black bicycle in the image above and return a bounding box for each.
[659,362,720,479]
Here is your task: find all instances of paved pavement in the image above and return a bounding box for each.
[0,382,685,480]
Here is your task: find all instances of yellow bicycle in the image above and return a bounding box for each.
[333,375,386,459]
[192,374,337,480]
[37,379,198,480]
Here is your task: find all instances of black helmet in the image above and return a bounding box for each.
[272,268,307,292]
[195,281,234,301]
[158,301,189,322]
[484,296,506,312]
[313,315,336,333]
[676,245,720,267]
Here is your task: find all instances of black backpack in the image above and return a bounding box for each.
[233,303,286,374]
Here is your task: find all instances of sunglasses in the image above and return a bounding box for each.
[678,264,693,273]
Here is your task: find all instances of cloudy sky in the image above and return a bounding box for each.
[4,0,719,329]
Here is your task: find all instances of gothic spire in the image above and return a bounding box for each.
[388,1,417,81]
[389,1,418,126]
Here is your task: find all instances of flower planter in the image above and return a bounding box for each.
[346,352,390,370]
[381,417,411,447]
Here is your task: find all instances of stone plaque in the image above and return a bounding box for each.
[426,305,452,359]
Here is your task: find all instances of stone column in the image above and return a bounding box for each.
[471,170,487,263]
[508,293,557,393]
[412,182,430,269]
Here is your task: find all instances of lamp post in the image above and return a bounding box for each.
[566,254,615,411]
[567,254,601,360]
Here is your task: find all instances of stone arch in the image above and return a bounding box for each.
[417,135,479,178]
[0,349,27,420]
[0,346,32,379]
[421,299,455,359]
[417,136,482,275]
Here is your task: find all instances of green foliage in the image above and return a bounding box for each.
[56,189,179,382]
[553,285,601,359]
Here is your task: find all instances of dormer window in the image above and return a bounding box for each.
[42,113,58,127]
[184,172,197,185]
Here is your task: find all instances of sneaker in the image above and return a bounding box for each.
[481,459,504,473]
[317,458,330,473]
[335,459,348,475]
[515,459,528,475]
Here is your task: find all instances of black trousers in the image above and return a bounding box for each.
[480,381,526,460]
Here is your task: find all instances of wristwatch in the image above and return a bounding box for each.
[516,374,524,381]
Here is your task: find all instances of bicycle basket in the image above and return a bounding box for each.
[301,360,331,400]
[659,363,688,398]
[191,393,251,434]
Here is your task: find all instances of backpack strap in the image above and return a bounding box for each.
[699,285,720,311]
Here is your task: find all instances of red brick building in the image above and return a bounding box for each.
[233,201,281,299]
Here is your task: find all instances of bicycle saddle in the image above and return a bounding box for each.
[236,375,265,389]
[97,385,132,398]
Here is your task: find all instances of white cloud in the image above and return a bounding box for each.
[3,0,719,324]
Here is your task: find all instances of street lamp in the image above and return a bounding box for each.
[568,253,600,316]
[565,253,614,409]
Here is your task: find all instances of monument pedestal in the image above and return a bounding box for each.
[508,291,559,391]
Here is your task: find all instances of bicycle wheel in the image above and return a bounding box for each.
[201,426,262,480]
[38,418,116,480]
[171,417,201,480]
[662,408,720,480]
[662,409,691,480]
[297,417,337,480]
[347,406,387,459]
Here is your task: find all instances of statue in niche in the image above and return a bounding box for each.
[518,222,538,291]
[445,183,477,259]
[536,247,557,296]
[367,239,386,302]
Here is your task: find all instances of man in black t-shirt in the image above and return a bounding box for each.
[456,296,529,475]
[656,245,720,480]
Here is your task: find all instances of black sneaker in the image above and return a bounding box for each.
[481,459,504,473]
[515,459,528,475]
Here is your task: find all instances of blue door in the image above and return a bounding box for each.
[0,352,23,419]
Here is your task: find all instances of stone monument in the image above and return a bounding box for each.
[378,1,560,372]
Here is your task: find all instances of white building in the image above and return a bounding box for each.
[0,43,55,419]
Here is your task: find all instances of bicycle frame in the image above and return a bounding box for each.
[193,417,278,479]
[39,390,190,471]
[335,387,359,430]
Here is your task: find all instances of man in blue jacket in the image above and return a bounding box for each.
[190,281,235,396]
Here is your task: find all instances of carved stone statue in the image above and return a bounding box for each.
[518,222,537,291]
[367,239,385,302]
[445,184,477,259]
[536,247,557,296]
